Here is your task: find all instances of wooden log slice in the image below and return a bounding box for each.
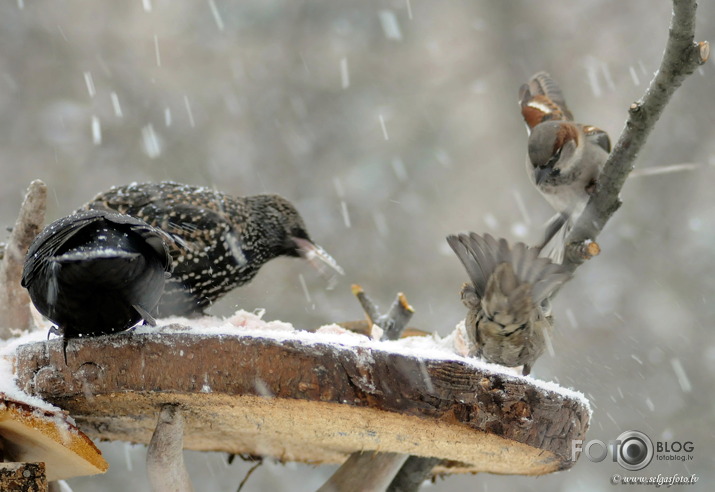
[0,396,108,481]
[12,329,590,476]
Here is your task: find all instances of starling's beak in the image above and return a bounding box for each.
[292,237,345,288]
[534,166,551,186]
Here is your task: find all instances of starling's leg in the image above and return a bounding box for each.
[133,304,157,326]
[522,364,532,376]
[47,325,63,339]
[62,336,68,366]
[47,326,68,365]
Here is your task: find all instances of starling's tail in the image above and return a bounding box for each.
[51,250,142,287]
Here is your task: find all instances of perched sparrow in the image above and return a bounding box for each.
[447,232,571,375]
[519,72,611,261]
[83,181,343,317]
[21,210,172,359]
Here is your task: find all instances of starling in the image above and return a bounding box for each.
[21,210,172,358]
[447,233,571,375]
[82,181,343,317]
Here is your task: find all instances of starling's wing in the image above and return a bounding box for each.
[84,182,165,213]
[21,210,109,288]
[102,213,174,273]
[519,71,574,132]
[83,183,216,258]
[582,125,612,153]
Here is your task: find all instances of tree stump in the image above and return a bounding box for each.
[11,327,589,477]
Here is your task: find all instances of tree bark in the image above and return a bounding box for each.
[14,331,590,476]
[0,180,47,337]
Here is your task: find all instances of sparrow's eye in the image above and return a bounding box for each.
[550,167,561,177]
[546,147,562,168]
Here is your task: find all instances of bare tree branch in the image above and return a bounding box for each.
[387,456,441,492]
[563,0,709,272]
[0,180,47,337]
[318,452,409,492]
[351,284,414,341]
[147,404,194,492]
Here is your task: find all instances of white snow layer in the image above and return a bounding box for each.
[1,309,590,416]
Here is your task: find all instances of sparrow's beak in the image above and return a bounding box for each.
[292,237,345,287]
[535,167,551,186]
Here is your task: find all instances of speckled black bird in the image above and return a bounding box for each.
[82,181,343,317]
[21,210,172,357]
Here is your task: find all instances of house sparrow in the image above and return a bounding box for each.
[519,72,611,262]
[447,232,571,375]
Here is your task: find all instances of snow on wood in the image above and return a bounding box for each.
[0,394,108,481]
[10,310,591,476]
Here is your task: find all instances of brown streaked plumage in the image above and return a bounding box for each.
[447,232,571,375]
[519,72,611,262]
[519,71,574,126]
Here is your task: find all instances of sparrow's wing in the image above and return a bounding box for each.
[448,232,571,305]
[519,71,574,131]
[447,234,490,298]
[447,233,514,298]
[582,125,612,153]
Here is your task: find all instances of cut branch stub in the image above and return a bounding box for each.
[13,331,590,476]
[562,0,707,273]
[0,180,47,336]
[351,284,414,341]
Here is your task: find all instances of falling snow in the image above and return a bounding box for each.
[110,92,123,118]
[91,116,101,145]
[141,124,162,158]
[83,71,96,98]
[378,10,403,41]
[340,57,349,89]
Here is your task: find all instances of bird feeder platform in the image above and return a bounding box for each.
[0,394,109,483]
[10,322,590,477]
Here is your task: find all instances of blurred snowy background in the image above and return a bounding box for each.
[1,0,714,490]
